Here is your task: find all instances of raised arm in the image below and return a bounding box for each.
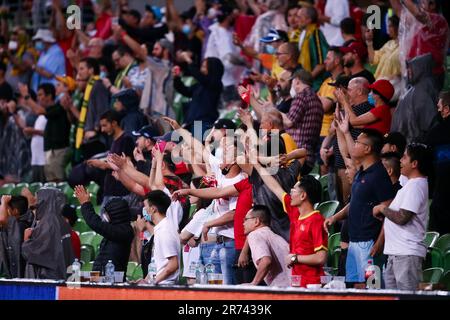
[254,163,285,202]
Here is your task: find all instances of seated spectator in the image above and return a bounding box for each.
[340,41,375,83]
[61,204,81,261]
[243,205,290,287]
[0,195,32,278]
[338,79,394,135]
[373,143,433,290]
[74,186,134,278]
[22,188,75,280]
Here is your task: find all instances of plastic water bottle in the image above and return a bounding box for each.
[105,260,115,284]
[364,259,376,288]
[148,258,157,284]
[72,258,81,278]
[195,263,204,284]
[189,261,197,276]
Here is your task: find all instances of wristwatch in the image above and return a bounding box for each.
[290,255,298,265]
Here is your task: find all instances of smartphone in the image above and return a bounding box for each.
[157,140,167,152]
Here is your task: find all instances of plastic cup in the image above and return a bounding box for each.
[290,275,302,287]
[320,276,333,286]
[207,273,223,285]
[333,276,345,283]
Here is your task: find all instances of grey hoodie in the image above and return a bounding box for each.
[391,53,439,143]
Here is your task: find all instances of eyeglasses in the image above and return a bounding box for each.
[409,142,428,149]
[244,217,257,221]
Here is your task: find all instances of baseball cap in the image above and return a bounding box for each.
[383,132,406,154]
[339,41,368,61]
[213,118,236,130]
[260,28,289,43]
[132,125,160,140]
[328,74,351,89]
[366,79,394,102]
[55,75,76,92]
[32,28,56,43]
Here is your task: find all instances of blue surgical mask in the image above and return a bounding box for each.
[142,207,152,223]
[182,24,191,35]
[368,92,375,106]
[35,41,45,52]
[266,44,276,55]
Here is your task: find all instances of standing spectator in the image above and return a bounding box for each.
[324,129,395,286]
[276,42,301,74]
[19,83,71,182]
[391,0,449,91]
[339,79,394,135]
[0,195,32,278]
[319,0,350,47]
[425,91,450,235]
[86,110,135,210]
[281,70,324,175]
[380,152,402,193]
[243,205,290,287]
[340,41,375,83]
[30,29,65,93]
[373,143,432,290]
[76,57,111,146]
[254,165,328,288]
[105,46,139,94]
[144,190,180,285]
[22,188,75,280]
[295,6,329,90]
[74,186,133,278]
[204,5,243,104]
[112,88,148,134]
[391,53,438,143]
[174,53,224,137]
[340,17,357,46]
[23,112,47,183]
[366,16,401,87]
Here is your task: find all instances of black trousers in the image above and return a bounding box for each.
[233,249,257,284]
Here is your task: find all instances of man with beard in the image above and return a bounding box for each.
[340,41,375,84]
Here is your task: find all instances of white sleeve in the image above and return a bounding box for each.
[399,181,427,215]
[208,153,222,177]
[167,201,183,231]
[161,230,180,259]
[34,115,47,131]
[330,0,350,26]
[182,208,207,238]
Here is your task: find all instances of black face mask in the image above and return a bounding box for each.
[343,58,355,68]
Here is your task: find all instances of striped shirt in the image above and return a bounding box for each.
[286,87,324,166]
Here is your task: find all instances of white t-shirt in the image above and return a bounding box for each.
[31,115,47,166]
[182,202,218,238]
[163,188,183,231]
[204,23,243,87]
[320,0,349,46]
[399,174,409,187]
[182,245,200,279]
[153,217,180,285]
[208,154,245,239]
[383,177,429,258]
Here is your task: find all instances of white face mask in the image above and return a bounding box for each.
[290,85,297,98]
[8,41,18,51]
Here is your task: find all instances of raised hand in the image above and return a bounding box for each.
[74,185,90,204]
[162,116,181,130]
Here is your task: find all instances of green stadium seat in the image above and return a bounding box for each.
[87,181,100,195]
[126,262,139,280]
[443,251,450,273]
[76,206,82,219]
[422,267,444,284]
[81,261,94,272]
[317,201,339,219]
[43,182,57,188]
[91,234,104,257]
[318,174,329,202]
[430,234,450,268]
[79,231,96,246]
[440,270,450,291]
[0,183,15,195]
[73,219,91,233]
[424,231,440,248]
[11,183,29,196]
[327,233,341,269]
[80,245,95,264]
[131,265,144,281]
[28,182,43,194]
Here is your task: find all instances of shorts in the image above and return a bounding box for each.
[44,147,69,181]
[346,240,374,283]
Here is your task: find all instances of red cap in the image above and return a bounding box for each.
[339,41,368,61]
[366,79,394,102]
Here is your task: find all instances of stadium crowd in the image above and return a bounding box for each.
[0,0,450,291]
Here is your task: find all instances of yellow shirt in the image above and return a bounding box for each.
[281,132,298,154]
[373,40,401,80]
[317,77,336,137]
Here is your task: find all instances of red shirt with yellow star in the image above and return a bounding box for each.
[282,193,328,287]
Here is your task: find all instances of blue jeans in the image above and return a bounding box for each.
[346,240,374,283]
[199,241,236,285]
